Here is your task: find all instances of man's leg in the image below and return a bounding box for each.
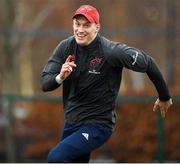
[47,123,112,163]
[72,153,91,163]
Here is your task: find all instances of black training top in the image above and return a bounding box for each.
[41,34,171,130]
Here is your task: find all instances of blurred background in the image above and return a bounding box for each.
[0,0,179,162]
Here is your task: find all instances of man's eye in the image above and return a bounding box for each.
[75,22,80,26]
[84,24,90,28]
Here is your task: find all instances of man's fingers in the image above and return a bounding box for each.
[60,55,77,80]
[63,65,73,72]
[67,66,72,72]
[161,108,166,118]
[68,62,77,68]
[65,55,77,68]
[63,63,76,71]
[65,55,72,63]
[153,98,173,118]
[153,103,158,112]
[159,104,170,118]
[65,55,75,63]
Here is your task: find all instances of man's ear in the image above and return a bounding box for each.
[96,23,100,32]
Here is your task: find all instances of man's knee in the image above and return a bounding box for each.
[47,150,67,163]
[47,143,75,163]
[47,149,60,163]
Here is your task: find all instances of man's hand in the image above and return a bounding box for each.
[60,55,77,80]
[153,98,173,118]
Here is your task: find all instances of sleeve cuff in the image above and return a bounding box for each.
[55,74,63,84]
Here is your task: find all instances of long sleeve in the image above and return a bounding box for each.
[108,42,171,101]
[41,40,65,92]
[146,57,171,101]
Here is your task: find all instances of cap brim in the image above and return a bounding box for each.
[73,13,94,23]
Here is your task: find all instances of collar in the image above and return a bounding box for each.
[77,34,100,51]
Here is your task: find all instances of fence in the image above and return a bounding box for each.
[0,95,179,162]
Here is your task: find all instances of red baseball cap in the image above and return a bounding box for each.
[73,5,100,24]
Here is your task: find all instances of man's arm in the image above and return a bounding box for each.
[110,43,173,117]
[146,56,173,117]
[41,41,64,92]
[41,39,76,92]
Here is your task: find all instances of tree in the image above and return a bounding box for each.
[0,0,60,162]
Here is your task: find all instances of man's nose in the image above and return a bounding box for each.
[77,26,84,32]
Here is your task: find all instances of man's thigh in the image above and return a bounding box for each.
[47,123,112,163]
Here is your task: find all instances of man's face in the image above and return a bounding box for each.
[73,15,100,46]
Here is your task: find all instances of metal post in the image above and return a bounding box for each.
[2,97,16,162]
[157,110,165,163]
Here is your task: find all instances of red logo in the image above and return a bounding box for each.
[90,57,102,65]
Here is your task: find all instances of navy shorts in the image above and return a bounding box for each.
[47,123,112,163]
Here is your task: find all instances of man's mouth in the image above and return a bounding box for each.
[77,33,87,40]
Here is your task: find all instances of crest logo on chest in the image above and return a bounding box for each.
[89,56,103,74]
